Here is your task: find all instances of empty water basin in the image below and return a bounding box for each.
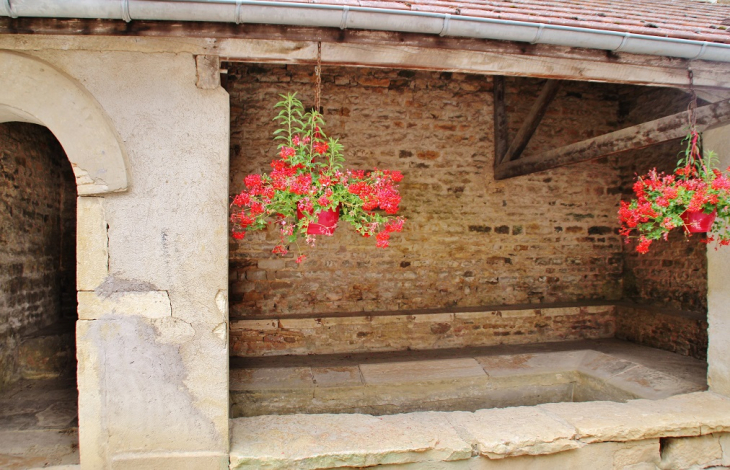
[230,339,707,417]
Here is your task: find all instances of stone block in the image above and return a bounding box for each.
[539,392,730,444]
[446,407,581,458]
[110,452,228,470]
[257,259,286,270]
[229,412,472,469]
[613,439,660,470]
[410,313,455,323]
[195,55,221,90]
[279,318,322,330]
[77,197,108,291]
[77,316,228,467]
[721,433,730,465]
[77,291,171,320]
[659,434,722,470]
[231,319,278,331]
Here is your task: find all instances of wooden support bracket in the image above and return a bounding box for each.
[501,79,561,164]
[494,98,730,180]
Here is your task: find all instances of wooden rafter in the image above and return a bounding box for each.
[2,18,730,89]
[500,80,561,165]
[493,98,730,180]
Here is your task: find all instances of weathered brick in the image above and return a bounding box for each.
[0,123,76,390]
[226,65,701,362]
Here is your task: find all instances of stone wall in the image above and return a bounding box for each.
[612,87,708,359]
[231,304,616,357]
[0,122,76,390]
[228,65,625,320]
[615,304,708,360]
[617,87,707,313]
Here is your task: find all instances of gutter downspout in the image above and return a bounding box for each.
[2,0,730,63]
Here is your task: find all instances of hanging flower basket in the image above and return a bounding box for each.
[297,205,340,235]
[619,131,730,253]
[230,93,405,264]
[680,209,717,233]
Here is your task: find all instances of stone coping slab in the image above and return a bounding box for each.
[229,392,730,469]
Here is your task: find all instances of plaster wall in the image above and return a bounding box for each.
[706,123,730,396]
[0,46,231,468]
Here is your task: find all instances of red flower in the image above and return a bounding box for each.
[376,231,390,248]
[272,245,288,255]
[244,174,263,189]
[385,217,405,233]
[232,231,245,240]
[280,146,295,159]
[250,202,265,215]
[313,141,328,155]
[636,236,652,254]
[662,186,678,200]
[232,192,250,207]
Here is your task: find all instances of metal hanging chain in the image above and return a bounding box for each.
[315,42,322,114]
[687,68,698,134]
[686,68,705,170]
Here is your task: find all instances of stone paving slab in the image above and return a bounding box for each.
[311,366,362,388]
[359,358,486,385]
[230,367,313,391]
[610,364,705,400]
[231,340,708,418]
[476,351,586,377]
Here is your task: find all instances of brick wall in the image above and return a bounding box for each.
[615,304,707,360]
[228,65,625,320]
[616,87,707,313]
[0,122,76,389]
[610,87,708,359]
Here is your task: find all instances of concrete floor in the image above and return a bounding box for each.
[231,339,708,417]
[0,375,79,469]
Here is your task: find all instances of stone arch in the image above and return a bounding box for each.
[0,50,129,195]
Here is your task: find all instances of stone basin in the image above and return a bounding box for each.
[230,339,707,417]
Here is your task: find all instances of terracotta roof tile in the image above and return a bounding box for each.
[298,0,730,44]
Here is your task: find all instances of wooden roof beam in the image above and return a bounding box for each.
[493,98,730,180]
[500,79,561,165]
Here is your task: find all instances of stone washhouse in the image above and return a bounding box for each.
[4,0,730,469]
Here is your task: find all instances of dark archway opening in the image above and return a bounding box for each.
[0,122,79,467]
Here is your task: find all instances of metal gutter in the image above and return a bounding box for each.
[2,0,730,62]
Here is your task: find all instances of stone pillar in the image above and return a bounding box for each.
[705,123,730,396]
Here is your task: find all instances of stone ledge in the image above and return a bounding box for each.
[229,413,471,470]
[229,392,730,469]
[231,304,617,357]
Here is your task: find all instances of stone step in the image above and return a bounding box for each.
[230,338,707,418]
